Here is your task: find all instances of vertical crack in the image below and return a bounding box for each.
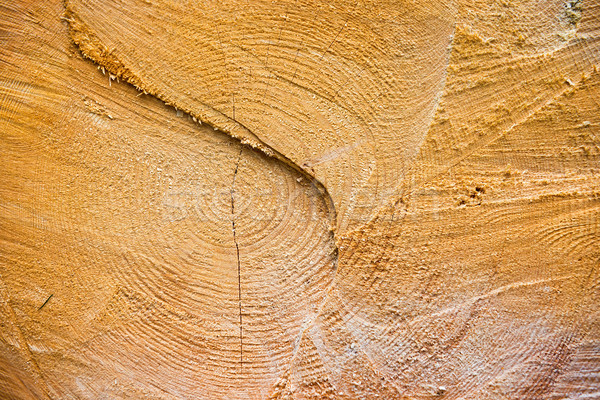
[231,146,243,370]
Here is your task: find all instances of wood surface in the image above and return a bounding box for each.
[1,0,599,398]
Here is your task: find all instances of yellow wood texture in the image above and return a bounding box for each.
[1,0,599,398]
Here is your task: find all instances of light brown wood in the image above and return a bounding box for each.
[1,0,599,398]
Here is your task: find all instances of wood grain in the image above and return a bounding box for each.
[1,0,599,398]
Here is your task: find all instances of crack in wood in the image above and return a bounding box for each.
[231,146,244,370]
[38,294,53,311]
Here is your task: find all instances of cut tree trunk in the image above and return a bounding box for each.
[1,0,599,399]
